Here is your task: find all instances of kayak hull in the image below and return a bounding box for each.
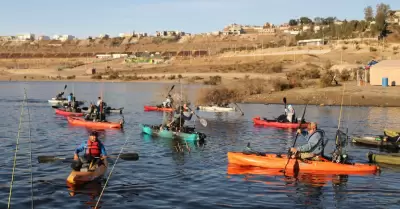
[144,105,173,112]
[48,98,84,106]
[384,129,400,137]
[67,116,123,129]
[82,107,124,114]
[55,108,84,117]
[140,124,206,141]
[352,135,400,148]
[253,116,310,128]
[367,152,400,165]
[227,152,378,174]
[197,106,236,112]
[66,159,108,185]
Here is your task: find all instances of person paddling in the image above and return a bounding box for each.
[167,104,193,132]
[56,91,64,100]
[162,95,173,108]
[277,104,296,123]
[290,122,325,160]
[71,131,107,171]
[96,97,107,121]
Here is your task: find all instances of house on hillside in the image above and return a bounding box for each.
[16,34,35,41]
[222,24,243,35]
[387,10,400,25]
[297,39,326,46]
[99,34,110,39]
[37,35,50,41]
[53,35,75,41]
[369,60,400,86]
[119,32,134,38]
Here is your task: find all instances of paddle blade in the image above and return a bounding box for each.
[64,84,67,90]
[38,156,67,163]
[51,106,59,109]
[81,107,89,111]
[200,118,208,127]
[283,97,287,104]
[119,153,139,161]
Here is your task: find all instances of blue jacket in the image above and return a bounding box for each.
[67,95,73,102]
[75,140,107,156]
[296,130,324,155]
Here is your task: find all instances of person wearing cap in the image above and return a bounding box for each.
[285,104,296,123]
[71,131,107,171]
[290,122,325,160]
[167,104,193,131]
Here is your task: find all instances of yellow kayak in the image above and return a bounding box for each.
[66,159,108,185]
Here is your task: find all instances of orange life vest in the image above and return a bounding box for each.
[86,140,101,157]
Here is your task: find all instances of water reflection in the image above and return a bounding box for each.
[67,181,103,208]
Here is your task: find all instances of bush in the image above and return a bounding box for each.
[340,69,351,81]
[355,45,361,50]
[168,75,176,80]
[370,47,377,52]
[286,68,320,86]
[203,75,222,85]
[267,63,283,73]
[270,78,293,91]
[319,70,335,88]
[91,75,102,79]
[342,46,348,50]
[393,46,399,51]
[66,75,76,79]
[178,74,183,79]
[107,71,119,80]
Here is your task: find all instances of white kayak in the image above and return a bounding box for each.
[48,98,84,106]
[197,106,236,112]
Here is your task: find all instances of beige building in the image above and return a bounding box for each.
[369,60,400,86]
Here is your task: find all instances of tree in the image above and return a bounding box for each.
[314,17,324,25]
[364,6,374,22]
[323,17,336,25]
[373,3,390,35]
[300,17,312,25]
[289,19,298,26]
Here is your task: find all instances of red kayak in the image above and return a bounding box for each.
[144,105,173,112]
[253,116,310,128]
[67,116,123,129]
[55,108,84,117]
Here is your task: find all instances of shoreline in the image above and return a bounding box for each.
[2,77,400,107]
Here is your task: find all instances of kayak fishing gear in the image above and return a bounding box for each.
[8,88,34,209]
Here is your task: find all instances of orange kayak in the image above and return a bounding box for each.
[144,105,173,112]
[227,152,378,174]
[253,116,310,128]
[55,108,84,117]
[67,116,123,129]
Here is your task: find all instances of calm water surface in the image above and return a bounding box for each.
[0,81,399,209]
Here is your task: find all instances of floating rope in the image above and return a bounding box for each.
[94,135,130,208]
[8,89,27,209]
[25,89,34,209]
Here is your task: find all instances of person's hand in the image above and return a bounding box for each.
[290,147,297,154]
[101,156,107,160]
[73,154,78,161]
[296,129,301,134]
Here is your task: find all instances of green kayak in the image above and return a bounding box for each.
[367,152,400,165]
[352,135,400,148]
[140,124,206,141]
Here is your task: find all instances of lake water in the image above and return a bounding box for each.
[0,81,399,209]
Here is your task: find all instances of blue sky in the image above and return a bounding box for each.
[1,0,399,38]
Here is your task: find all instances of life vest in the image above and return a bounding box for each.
[86,140,101,157]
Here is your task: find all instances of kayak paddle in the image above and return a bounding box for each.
[187,107,207,127]
[234,103,244,116]
[281,103,308,173]
[37,153,139,163]
[283,97,287,115]
[167,85,175,96]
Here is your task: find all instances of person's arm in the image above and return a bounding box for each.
[74,142,85,160]
[296,132,320,152]
[182,112,193,120]
[100,142,107,158]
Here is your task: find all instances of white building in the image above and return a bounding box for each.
[119,32,134,38]
[53,34,75,41]
[37,35,50,40]
[16,33,35,41]
[112,54,128,59]
[96,54,112,59]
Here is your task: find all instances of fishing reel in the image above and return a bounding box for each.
[331,151,348,164]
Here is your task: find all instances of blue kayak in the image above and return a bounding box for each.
[140,124,206,141]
